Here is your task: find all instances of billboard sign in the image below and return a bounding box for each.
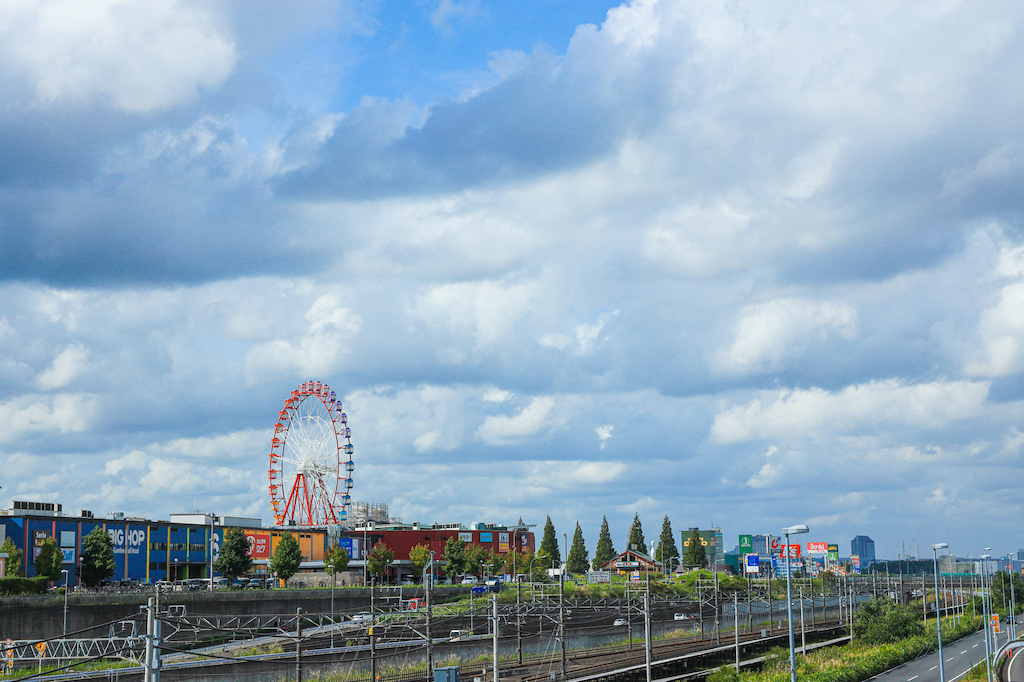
[107,527,145,556]
[739,535,753,552]
[768,536,783,554]
[498,533,509,544]
[806,542,828,553]
[498,542,509,553]
[246,533,271,558]
[588,571,610,584]
[61,548,75,564]
[851,554,861,574]
[744,554,760,574]
[615,561,640,568]
[827,544,839,561]
[480,532,493,543]
[771,556,793,577]
[784,544,801,559]
[458,532,473,542]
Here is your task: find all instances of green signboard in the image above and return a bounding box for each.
[827,543,839,561]
[739,535,753,552]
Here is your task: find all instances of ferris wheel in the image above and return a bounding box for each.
[269,380,354,526]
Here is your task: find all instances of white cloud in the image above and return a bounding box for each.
[716,298,857,374]
[483,388,513,403]
[104,450,149,476]
[541,311,618,355]
[410,280,542,349]
[745,445,778,488]
[596,424,614,449]
[244,294,362,383]
[2,0,237,111]
[0,393,100,441]
[522,460,627,490]
[964,282,1024,377]
[477,396,564,445]
[37,342,90,390]
[710,379,990,444]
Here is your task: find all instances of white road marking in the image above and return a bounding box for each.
[960,650,967,654]
[929,666,937,671]
[908,676,918,681]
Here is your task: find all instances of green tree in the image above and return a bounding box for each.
[682,528,706,567]
[567,522,589,574]
[214,527,253,584]
[626,513,645,552]
[655,515,679,568]
[367,542,394,580]
[853,597,925,643]
[592,516,616,570]
[991,571,1024,614]
[1,538,23,577]
[324,544,350,584]
[443,537,467,579]
[465,544,489,576]
[270,533,303,583]
[34,537,64,582]
[409,544,431,580]
[539,516,561,565]
[80,526,116,587]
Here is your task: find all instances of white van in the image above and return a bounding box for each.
[449,630,469,641]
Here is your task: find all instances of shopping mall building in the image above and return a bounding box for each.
[0,500,534,585]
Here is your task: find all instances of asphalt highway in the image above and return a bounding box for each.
[870,629,990,682]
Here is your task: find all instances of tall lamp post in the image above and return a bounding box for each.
[208,513,216,592]
[783,525,809,682]
[61,568,69,636]
[981,551,993,682]
[932,543,948,682]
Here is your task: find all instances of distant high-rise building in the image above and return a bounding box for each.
[752,534,769,558]
[851,535,876,565]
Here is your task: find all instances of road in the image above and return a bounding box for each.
[871,629,990,682]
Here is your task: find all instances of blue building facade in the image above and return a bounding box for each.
[851,535,876,566]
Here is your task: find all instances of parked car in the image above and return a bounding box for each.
[460,576,479,585]
[449,629,469,641]
[613,618,628,627]
[350,613,372,623]
[674,613,692,621]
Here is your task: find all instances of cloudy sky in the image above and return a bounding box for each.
[2,0,1024,562]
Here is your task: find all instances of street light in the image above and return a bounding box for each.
[981,551,993,682]
[932,543,948,682]
[208,513,216,592]
[61,568,69,636]
[783,525,809,682]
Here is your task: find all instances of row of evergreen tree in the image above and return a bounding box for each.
[535,513,708,573]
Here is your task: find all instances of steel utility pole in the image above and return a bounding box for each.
[644,584,652,682]
[144,597,155,682]
[295,607,303,682]
[734,591,740,670]
[370,578,377,682]
[559,568,567,680]
[492,595,499,682]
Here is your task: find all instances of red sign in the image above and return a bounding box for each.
[245,533,271,558]
[785,544,801,558]
[806,542,828,553]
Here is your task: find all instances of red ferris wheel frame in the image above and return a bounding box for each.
[268,380,354,526]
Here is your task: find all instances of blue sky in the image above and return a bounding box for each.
[2,0,1024,561]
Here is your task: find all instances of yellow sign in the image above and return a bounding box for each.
[35,642,46,656]
[991,615,1001,634]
